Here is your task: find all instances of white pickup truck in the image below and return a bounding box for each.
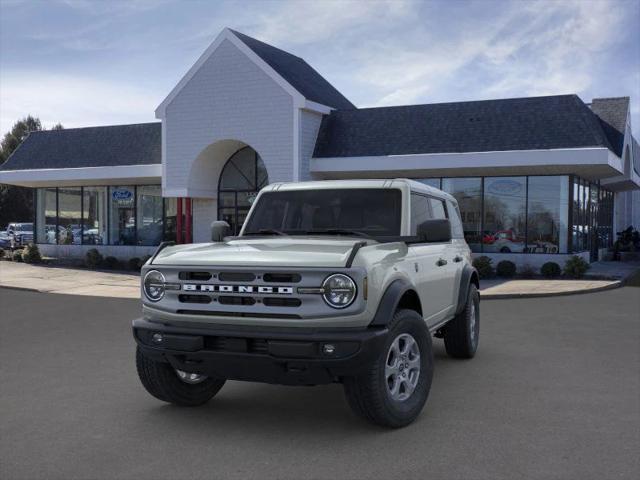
[133,179,480,427]
[6,222,34,250]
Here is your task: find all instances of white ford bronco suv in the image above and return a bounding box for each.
[133,179,480,427]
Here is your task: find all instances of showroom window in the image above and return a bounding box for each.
[35,188,57,244]
[441,178,482,252]
[109,186,136,245]
[136,186,163,246]
[483,177,526,254]
[82,187,107,245]
[57,187,82,245]
[527,176,569,254]
[34,185,176,246]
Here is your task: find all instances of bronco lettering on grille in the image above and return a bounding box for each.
[182,284,293,294]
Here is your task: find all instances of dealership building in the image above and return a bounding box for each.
[1,28,638,266]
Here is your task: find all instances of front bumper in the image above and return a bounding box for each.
[133,318,389,386]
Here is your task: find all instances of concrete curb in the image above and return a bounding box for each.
[0,285,40,293]
[480,280,623,300]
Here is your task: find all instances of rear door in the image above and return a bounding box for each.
[429,197,460,316]
[409,193,455,325]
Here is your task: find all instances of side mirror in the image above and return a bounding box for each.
[211,221,231,242]
[417,219,451,243]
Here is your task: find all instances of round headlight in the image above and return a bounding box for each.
[322,274,357,309]
[143,270,166,302]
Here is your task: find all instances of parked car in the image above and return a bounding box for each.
[0,231,11,249]
[484,229,526,253]
[6,222,34,249]
[133,179,480,428]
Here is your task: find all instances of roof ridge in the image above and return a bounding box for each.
[228,29,304,61]
[592,96,630,101]
[28,122,160,134]
[347,94,580,112]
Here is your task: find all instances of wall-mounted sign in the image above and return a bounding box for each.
[112,188,134,206]
[488,179,523,196]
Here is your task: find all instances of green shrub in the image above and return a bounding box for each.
[85,248,103,269]
[541,262,561,278]
[473,256,494,279]
[21,243,42,264]
[0,249,5,259]
[496,260,516,278]
[103,256,119,270]
[12,251,24,262]
[519,264,536,279]
[564,256,590,279]
[128,257,141,271]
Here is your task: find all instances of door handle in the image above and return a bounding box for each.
[436,258,448,267]
[453,256,463,263]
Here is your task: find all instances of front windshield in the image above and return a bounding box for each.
[242,188,401,238]
[15,224,33,231]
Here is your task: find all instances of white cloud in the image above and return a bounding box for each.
[0,72,158,133]
[251,0,411,45]
[345,0,627,107]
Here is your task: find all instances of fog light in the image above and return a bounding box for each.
[323,344,336,354]
[152,333,163,344]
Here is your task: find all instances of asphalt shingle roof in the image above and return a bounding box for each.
[0,122,161,171]
[313,94,616,158]
[230,29,355,110]
[589,97,629,157]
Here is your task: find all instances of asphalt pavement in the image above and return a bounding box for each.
[0,287,638,480]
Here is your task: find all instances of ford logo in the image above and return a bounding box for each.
[112,189,133,200]
[488,179,522,196]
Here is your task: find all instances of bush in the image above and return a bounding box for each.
[473,256,494,279]
[103,256,119,270]
[541,262,561,278]
[519,264,536,279]
[128,257,141,271]
[0,249,5,259]
[564,255,590,279]
[496,260,516,278]
[85,248,103,269]
[12,251,24,262]
[21,243,42,264]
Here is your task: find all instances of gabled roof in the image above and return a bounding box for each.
[589,97,629,157]
[0,123,161,171]
[230,30,355,110]
[313,94,616,158]
[156,28,354,116]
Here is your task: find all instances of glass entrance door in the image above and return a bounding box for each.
[217,147,268,235]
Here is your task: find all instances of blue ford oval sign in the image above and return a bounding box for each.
[112,189,133,201]
[488,179,522,196]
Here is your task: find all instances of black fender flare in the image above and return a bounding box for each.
[369,278,418,327]
[455,265,480,315]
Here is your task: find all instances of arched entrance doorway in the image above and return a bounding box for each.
[218,146,268,234]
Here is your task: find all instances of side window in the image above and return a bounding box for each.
[429,198,447,219]
[447,200,464,238]
[410,193,432,235]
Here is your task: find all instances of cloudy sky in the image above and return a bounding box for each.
[1,0,639,137]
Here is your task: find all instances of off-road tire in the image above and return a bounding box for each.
[443,284,480,358]
[343,309,434,428]
[136,347,225,406]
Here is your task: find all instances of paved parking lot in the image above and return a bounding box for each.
[1,287,638,480]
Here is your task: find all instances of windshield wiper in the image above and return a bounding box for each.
[306,229,373,239]
[244,229,288,236]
